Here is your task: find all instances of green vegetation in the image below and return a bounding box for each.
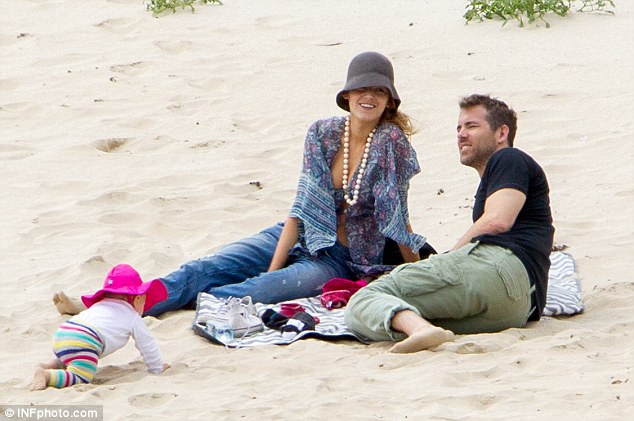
[464,0,615,27]
[146,0,222,17]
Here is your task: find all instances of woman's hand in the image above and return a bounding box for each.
[398,223,420,263]
[397,244,420,263]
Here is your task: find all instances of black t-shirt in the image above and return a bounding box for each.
[472,148,555,321]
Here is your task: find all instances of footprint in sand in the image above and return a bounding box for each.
[94,18,138,36]
[93,137,130,153]
[109,62,145,75]
[98,212,145,225]
[615,188,634,198]
[90,364,142,386]
[188,139,226,149]
[253,15,297,29]
[0,143,36,160]
[78,191,134,206]
[128,392,178,408]
[155,40,192,54]
[439,333,519,354]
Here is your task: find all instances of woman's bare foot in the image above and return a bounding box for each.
[53,292,85,315]
[389,326,455,354]
[31,368,50,391]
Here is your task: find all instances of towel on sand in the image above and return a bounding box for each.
[194,251,584,348]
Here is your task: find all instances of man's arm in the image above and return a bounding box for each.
[451,188,526,251]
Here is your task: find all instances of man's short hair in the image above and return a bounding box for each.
[459,94,517,147]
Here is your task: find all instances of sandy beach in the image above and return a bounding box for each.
[1,0,633,419]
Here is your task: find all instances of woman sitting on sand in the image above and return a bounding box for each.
[55,51,431,318]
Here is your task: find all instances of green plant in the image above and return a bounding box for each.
[464,0,615,27]
[146,0,222,17]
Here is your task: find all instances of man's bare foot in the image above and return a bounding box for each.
[31,368,50,391]
[389,326,455,354]
[53,291,85,315]
[37,359,63,370]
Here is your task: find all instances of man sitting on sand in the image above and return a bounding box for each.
[344,94,555,353]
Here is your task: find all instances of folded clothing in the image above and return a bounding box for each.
[261,309,318,341]
[320,278,368,310]
[281,312,316,340]
[261,308,290,331]
[279,303,305,318]
[280,302,320,323]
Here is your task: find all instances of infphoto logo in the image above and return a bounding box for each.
[1,405,103,421]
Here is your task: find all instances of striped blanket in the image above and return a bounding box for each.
[542,251,585,316]
[193,251,584,348]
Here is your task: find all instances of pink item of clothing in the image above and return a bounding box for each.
[279,303,305,318]
[320,278,368,310]
[81,264,167,312]
[279,303,320,324]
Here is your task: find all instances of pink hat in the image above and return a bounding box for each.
[81,264,167,312]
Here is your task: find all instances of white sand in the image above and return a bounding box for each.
[1,1,633,419]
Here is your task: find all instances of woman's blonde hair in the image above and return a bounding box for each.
[382,107,416,138]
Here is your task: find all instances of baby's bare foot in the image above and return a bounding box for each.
[53,291,85,315]
[31,368,49,391]
[390,326,455,354]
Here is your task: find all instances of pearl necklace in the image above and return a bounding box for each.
[342,116,375,206]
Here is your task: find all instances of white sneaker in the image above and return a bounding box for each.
[227,296,263,338]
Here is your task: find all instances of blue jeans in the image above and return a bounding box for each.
[145,223,354,316]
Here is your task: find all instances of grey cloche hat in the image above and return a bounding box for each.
[336,51,400,111]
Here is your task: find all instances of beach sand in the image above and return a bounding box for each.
[1,1,633,419]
